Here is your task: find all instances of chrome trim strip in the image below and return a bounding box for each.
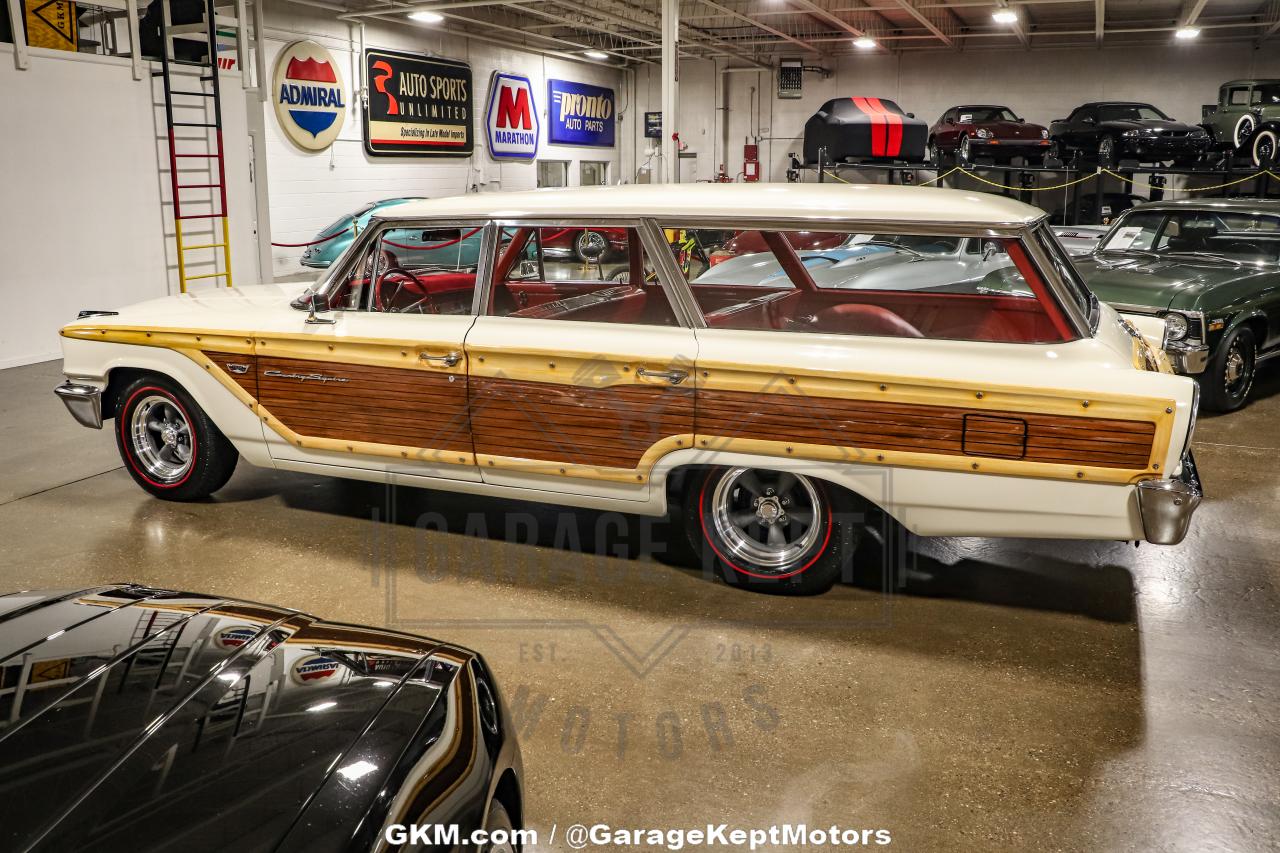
[638,219,706,329]
[471,222,498,317]
[54,382,103,429]
[1024,222,1092,339]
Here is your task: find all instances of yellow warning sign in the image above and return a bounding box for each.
[30,658,70,683]
[25,0,78,52]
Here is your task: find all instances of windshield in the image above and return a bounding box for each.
[1100,209,1280,264]
[1255,84,1280,105]
[1097,104,1169,122]
[958,107,1017,123]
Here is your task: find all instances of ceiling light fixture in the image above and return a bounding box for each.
[853,37,877,49]
[407,10,444,23]
[992,8,1018,23]
[1173,26,1200,39]
[584,49,611,60]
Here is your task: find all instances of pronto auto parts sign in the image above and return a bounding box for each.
[271,40,346,151]
[365,49,473,157]
[547,79,615,147]
[485,72,539,160]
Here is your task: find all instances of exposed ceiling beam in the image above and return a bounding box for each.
[787,0,870,38]
[583,0,772,68]
[339,0,525,18]
[1177,0,1210,28]
[886,0,956,46]
[994,0,1031,45]
[1094,0,1103,43]
[695,0,823,54]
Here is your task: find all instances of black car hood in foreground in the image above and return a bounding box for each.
[0,584,515,852]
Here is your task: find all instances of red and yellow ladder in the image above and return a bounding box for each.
[155,0,233,293]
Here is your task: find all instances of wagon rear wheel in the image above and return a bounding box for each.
[684,467,862,595]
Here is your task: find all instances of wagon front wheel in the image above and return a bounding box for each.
[685,467,861,595]
[115,375,238,501]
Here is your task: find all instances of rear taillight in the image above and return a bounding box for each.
[709,251,732,266]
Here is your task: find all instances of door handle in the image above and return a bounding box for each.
[420,351,462,367]
[637,367,689,385]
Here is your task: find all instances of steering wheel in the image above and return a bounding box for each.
[376,266,437,314]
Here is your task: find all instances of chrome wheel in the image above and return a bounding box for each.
[1253,130,1277,167]
[1223,339,1253,396]
[710,468,823,572]
[130,394,193,483]
[959,135,971,164]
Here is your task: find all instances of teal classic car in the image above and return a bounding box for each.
[299,197,484,270]
[1200,79,1280,167]
[1075,199,1280,411]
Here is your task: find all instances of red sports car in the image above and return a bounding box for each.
[540,227,629,262]
[928,105,1051,165]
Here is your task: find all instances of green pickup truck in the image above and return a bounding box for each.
[1201,79,1280,167]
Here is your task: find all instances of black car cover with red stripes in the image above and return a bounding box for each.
[803,97,929,165]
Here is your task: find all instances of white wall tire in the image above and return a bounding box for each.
[1234,113,1257,150]
[1252,129,1277,167]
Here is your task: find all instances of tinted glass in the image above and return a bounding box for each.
[957,107,1017,122]
[1102,210,1280,263]
[665,226,1072,343]
[329,224,481,314]
[1097,104,1169,122]
[488,226,678,326]
[1255,84,1280,105]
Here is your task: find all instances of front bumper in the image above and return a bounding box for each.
[1121,138,1209,159]
[55,382,103,429]
[1167,340,1210,374]
[1136,452,1202,545]
[971,138,1052,154]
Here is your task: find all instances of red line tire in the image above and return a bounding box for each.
[115,374,238,501]
[684,467,861,595]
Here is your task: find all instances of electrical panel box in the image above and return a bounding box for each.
[778,61,803,99]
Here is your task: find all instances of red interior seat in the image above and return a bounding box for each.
[811,303,924,338]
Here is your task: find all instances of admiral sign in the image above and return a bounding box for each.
[486,72,539,160]
[292,654,342,685]
[548,79,615,147]
[272,40,346,151]
[365,49,473,157]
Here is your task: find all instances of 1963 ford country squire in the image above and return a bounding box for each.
[56,185,1202,595]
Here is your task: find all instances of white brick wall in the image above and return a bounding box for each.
[261,6,627,273]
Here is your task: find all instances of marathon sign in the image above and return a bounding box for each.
[485,72,539,160]
[364,49,473,157]
[547,79,615,147]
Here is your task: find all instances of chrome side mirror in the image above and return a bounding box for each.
[304,291,337,325]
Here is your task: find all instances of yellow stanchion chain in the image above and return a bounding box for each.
[820,166,1277,195]
[1099,168,1280,192]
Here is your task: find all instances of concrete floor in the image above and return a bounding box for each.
[3,358,1278,852]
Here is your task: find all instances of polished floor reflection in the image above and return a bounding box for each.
[2,358,1277,852]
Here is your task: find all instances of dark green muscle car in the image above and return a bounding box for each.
[1075,198,1280,412]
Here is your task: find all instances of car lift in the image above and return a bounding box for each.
[798,146,1277,226]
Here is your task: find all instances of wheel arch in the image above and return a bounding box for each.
[492,767,523,832]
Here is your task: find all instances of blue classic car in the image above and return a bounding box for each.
[300,198,486,270]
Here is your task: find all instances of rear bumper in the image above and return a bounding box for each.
[1136,451,1202,545]
[55,381,103,429]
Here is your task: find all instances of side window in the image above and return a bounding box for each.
[487,225,678,326]
[1228,87,1250,106]
[328,224,482,315]
[663,226,1073,344]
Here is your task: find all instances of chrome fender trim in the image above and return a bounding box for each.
[54,381,104,430]
[1136,451,1202,545]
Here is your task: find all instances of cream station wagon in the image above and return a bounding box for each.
[56,185,1201,595]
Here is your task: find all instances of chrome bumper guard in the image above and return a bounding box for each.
[54,382,104,429]
[1167,342,1209,374]
[1136,452,1202,545]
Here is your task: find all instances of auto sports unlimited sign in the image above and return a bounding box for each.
[365,49,473,157]
[272,40,346,151]
[547,79,615,147]
[486,72,539,160]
